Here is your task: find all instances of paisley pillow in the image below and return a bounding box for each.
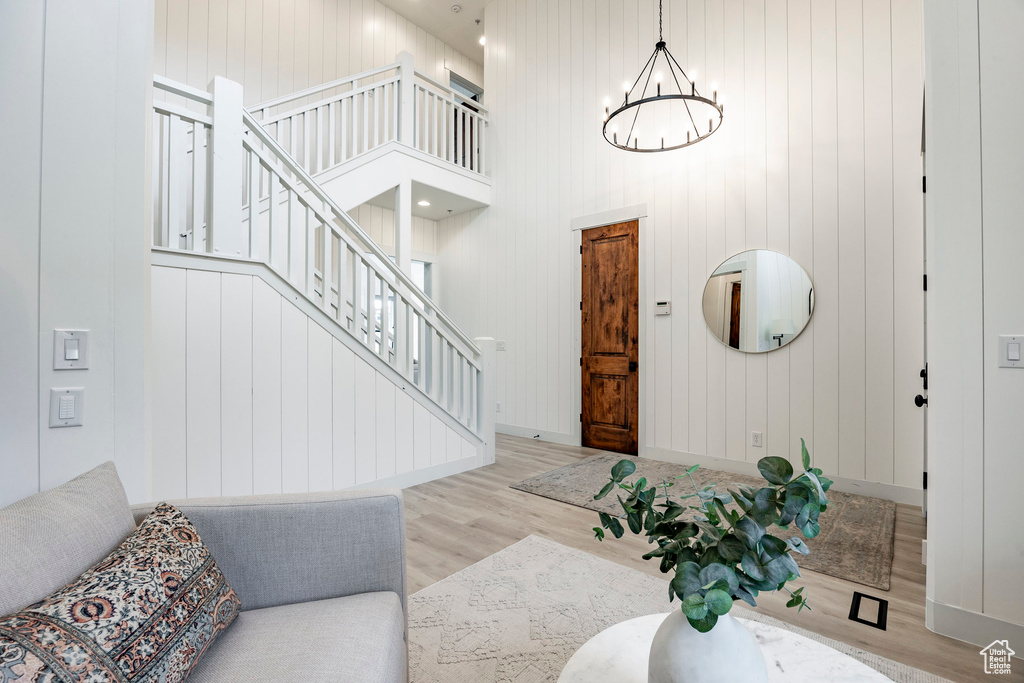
[0,503,240,682]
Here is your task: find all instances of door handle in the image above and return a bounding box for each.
[629,361,638,372]
[915,394,928,408]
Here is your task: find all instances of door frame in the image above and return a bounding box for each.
[570,204,649,458]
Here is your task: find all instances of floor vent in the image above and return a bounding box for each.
[848,591,889,630]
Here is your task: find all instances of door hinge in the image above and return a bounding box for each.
[580,245,583,254]
[922,175,927,193]
[580,301,583,310]
[579,413,583,422]
[923,472,928,490]
[579,357,583,367]
[923,274,928,291]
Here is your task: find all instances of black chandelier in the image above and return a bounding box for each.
[603,0,724,153]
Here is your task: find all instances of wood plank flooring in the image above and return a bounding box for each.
[404,434,1013,683]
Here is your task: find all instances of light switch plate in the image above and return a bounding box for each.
[998,335,1023,368]
[53,330,89,370]
[49,387,84,427]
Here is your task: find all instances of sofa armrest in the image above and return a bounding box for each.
[131,489,406,615]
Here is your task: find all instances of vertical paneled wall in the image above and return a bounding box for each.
[154,0,483,107]
[0,0,151,508]
[150,264,479,500]
[437,0,925,492]
[349,203,440,257]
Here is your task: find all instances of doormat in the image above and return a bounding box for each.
[510,452,896,590]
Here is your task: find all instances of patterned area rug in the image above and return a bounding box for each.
[408,535,951,683]
[510,453,897,590]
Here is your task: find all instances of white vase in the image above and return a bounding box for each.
[647,609,769,683]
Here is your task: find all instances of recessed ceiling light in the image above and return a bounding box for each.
[418,200,431,207]
[451,4,461,13]
[479,36,487,46]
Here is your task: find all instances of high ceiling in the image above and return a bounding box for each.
[378,0,487,64]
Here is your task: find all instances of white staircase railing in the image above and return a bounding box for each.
[247,52,488,179]
[151,75,485,436]
[411,71,487,175]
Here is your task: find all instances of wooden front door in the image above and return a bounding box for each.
[728,282,742,349]
[581,220,639,455]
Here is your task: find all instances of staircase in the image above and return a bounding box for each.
[148,59,494,500]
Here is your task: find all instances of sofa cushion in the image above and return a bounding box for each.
[0,503,241,682]
[187,591,407,683]
[0,461,135,617]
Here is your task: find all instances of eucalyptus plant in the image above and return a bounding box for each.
[592,438,832,633]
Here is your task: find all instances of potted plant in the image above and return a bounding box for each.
[592,439,831,683]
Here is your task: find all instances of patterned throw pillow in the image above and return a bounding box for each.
[0,503,240,682]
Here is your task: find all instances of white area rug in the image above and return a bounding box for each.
[409,535,953,683]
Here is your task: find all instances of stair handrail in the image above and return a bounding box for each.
[249,62,401,121]
[257,75,402,128]
[154,75,215,105]
[240,108,481,360]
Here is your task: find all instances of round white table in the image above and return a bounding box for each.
[558,613,893,682]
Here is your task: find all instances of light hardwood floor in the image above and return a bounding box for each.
[404,434,1018,683]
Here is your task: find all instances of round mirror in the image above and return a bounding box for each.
[702,250,814,353]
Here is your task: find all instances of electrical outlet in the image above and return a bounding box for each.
[751,431,763,448]
[496,402,502,414]
[496,340,507,351]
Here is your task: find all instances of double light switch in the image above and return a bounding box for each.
[51,330,88,428]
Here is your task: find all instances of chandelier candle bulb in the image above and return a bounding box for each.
[713,90,717,104]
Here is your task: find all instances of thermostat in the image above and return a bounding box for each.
[655,301,671,316]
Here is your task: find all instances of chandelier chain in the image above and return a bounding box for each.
[659,0,663,42]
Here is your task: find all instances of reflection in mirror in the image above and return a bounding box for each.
[702,250,814,353]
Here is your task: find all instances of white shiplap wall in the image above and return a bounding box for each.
[0,0,151,508]
[154,0,483,107]
[150,263,480,500]
[437,0,925,493]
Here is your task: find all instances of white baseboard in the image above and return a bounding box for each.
[496,423,578,447]
[349,455,483,491]
[642,446,924,507]
[927,598,1024,655]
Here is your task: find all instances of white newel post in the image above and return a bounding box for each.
[207,76,244,256]
[395,179,413,275]
[397,51,416,147]
[475,337,497,465]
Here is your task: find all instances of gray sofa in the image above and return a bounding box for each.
[0,462,409,682]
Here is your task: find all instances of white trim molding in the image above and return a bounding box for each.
[570,204,650,232]
[927,599,1024,653]
[350,454,482,491]
[496,423,578,447]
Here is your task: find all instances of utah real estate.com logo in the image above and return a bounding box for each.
[980,640,1014,675]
